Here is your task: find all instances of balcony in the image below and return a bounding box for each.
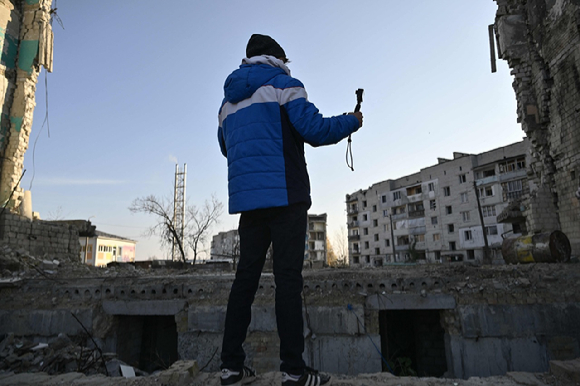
[348,234,360,241]
[347,221,360,228]
[475,175,499,186]
[408,209,425,218]
[347,208,359,215]
[349,248,361,255]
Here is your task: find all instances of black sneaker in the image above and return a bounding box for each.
[281,367,331,385]
[220,366,256,386]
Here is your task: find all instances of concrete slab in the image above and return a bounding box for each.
[103,300,186,315]
[550,358,580,382]
[366,293,455,310]
[506,372,548,386]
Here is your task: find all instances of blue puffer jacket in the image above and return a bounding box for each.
[218,56,360,214]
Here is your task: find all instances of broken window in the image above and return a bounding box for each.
[443,186,451,196]
[485,225,498,236]
[373,205,377,212]
[504,179,524,201]
[499,157,526,173]
[385,239,390,247]
[373,219,378,227]
[364,241,370,249]
[375,247,380,255]
[363,214,368,221]
[365,256,370,263]
[428,182,435,192]
[382,195,387,203]
[449,241,456,251]
[482,205,496,217]
[464,230,473,240]
[433,233,440,241]
[374,234,379,241]
[431,216,438,225]
[397,236,410,246]
[383,210,389,217]
[393,191,401,200]
[458,174,466,184]
[467,250,475,260]
[363,200,367,208]
[363,228,369,235]
[478,185,494,198]
[393,205,406,215]
[353,256,360,264]
[430,200,436,210]
[445,206,452,215]
[448,224,454,233]
[406,185,422,196]
[461,211,470,222]
[415,234,425,242]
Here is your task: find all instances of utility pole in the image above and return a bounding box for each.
[172,164,187,261]
[389,213,396,262]
[474,181,491,264]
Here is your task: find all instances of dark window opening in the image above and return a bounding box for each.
[116,315,178,373]
[379,310,447,377]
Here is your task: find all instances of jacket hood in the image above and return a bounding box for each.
[224,56,289,104]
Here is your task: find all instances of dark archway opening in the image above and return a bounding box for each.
[379,310,447,377]
[116,315,178,373]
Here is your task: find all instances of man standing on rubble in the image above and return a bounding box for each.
[218,34,363,386]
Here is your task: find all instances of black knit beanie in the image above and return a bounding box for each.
[246,34,286,60]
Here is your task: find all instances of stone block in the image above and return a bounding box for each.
[550,358,580,382]
[102,300,186,316]
[305,334,382,375]
[157,360,199,386]
[188,306,226,332]
[303,305,361,335]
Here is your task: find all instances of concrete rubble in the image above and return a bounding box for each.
[1,245,580,385]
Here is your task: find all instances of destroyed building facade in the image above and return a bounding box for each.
[492,0,580,257]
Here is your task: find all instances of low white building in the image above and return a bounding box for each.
[80,230,136,267]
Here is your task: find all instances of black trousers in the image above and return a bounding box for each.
[220,203,308,375]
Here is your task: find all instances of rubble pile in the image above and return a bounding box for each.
[0,332,118,376]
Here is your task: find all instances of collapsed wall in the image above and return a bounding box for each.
[0,0,53,212]
[492,0,580,255]
[1,264,579,379]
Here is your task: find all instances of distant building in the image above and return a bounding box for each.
[80,230,136,267]
[210,213,328,269]
[210,229,239,262]
[305,213,327,269]
[346,140,530,267]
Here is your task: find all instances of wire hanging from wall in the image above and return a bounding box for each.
[28,1,64,192]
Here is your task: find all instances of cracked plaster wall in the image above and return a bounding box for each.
[0,0,53,212]
[493,0,580,256]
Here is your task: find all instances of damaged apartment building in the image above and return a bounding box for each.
[491,0,580,257]
[346,140,532,266]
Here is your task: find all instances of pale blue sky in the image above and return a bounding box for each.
[23,1,523,260]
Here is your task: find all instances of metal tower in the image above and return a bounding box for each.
[172,164,187,261]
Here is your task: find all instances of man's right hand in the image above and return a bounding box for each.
[349,112,363,128]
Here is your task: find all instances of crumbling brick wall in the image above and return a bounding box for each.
[0,212,80,261]
[493,0,580,256]
[0,0,53,212]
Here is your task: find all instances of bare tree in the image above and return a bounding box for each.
[45,206,67,220]
[332,226,349,267]
[187,195,224,265]
[129,194,223,264]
